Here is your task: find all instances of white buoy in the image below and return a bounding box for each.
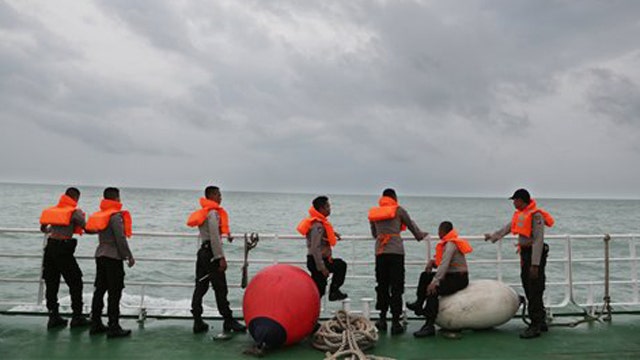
[435,279,520,330]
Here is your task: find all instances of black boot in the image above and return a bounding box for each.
[405,300,425,316]
[413,321,436,338]
[47,310,68,330]
[193,317,209,334]
[70,314,91,328]
[89,319,108,335]
[107,324,132,338]
[223,318,247,333]
[519,324,541,339]
[390,316,405,335]
[375,314,387,332]
[328,289,348,302]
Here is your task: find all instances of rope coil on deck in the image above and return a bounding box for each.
[312,310,394,360]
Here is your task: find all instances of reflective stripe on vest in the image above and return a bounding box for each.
[510,199,554,237]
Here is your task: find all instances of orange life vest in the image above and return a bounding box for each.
[297,207,337,247]
[511,199,554,237]
[368,196,408,230]
[434,229,473,267]
[186,198,230,235]
[86,199,132,238]
[368,196,407,254]
[39,194,84,235]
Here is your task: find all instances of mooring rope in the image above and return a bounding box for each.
[311,310,394,360]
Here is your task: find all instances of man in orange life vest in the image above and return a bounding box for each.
[297,196,348,302]
[369,188,428,335]
[407,221,472,338]
[187,186,246,334]
[39,187,91,329]
[484,188,554,339]
[86,187,136,338]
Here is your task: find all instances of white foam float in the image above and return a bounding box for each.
[435,279,520,330]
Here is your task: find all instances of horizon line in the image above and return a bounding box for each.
[2,180,639,201]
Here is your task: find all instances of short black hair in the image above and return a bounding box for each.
[205,186,220,199]
[439,221,453,234]
[312,196,329,211]
[103,187,120,200]
[382,188,397,199]
[65,187,80,199]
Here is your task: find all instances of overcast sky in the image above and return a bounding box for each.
[1,1,639,198]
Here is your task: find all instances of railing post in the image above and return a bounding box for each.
[602,234,612,321]
[565,235,574,305]
[341,298,351,312]
[36,234,47,307]
[586,284,595,314]
[425,236,431,263]
[361,298,373,319]
[138,285,147,324]
[497,239,503,282]
[351,237,356,285]
[630,236,639,304]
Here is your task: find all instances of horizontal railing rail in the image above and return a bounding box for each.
[0,228,638,320]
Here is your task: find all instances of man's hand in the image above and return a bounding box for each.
[127,257,135,268]
[425,259,434,273]
[484,233,492,242]
[219,257,228,272]
[427,282,438,296]
[336,232,342,241]
[529,265,539,279]
[321,268,330,278]
[418,232,429,241]
[227,234,234,243]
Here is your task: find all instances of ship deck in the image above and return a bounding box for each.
[2,314,640,359]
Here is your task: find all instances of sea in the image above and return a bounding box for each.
[1,183,639,317]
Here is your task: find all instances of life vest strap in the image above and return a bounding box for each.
[376,233,400,255]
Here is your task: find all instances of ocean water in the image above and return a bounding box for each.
[1,183,639,316]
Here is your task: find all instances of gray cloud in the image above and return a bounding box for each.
[586,68,640,126]
[1,0,640,197]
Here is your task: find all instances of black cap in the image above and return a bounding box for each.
[509,188,531,203]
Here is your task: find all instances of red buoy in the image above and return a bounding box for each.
[243,264,320,348]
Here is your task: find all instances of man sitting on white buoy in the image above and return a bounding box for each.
[406,221,473,338]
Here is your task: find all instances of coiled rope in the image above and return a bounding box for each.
[311,310,394,360]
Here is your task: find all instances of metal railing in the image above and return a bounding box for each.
[0,228,638,321]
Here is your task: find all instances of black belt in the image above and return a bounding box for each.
[47,237,76,244]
